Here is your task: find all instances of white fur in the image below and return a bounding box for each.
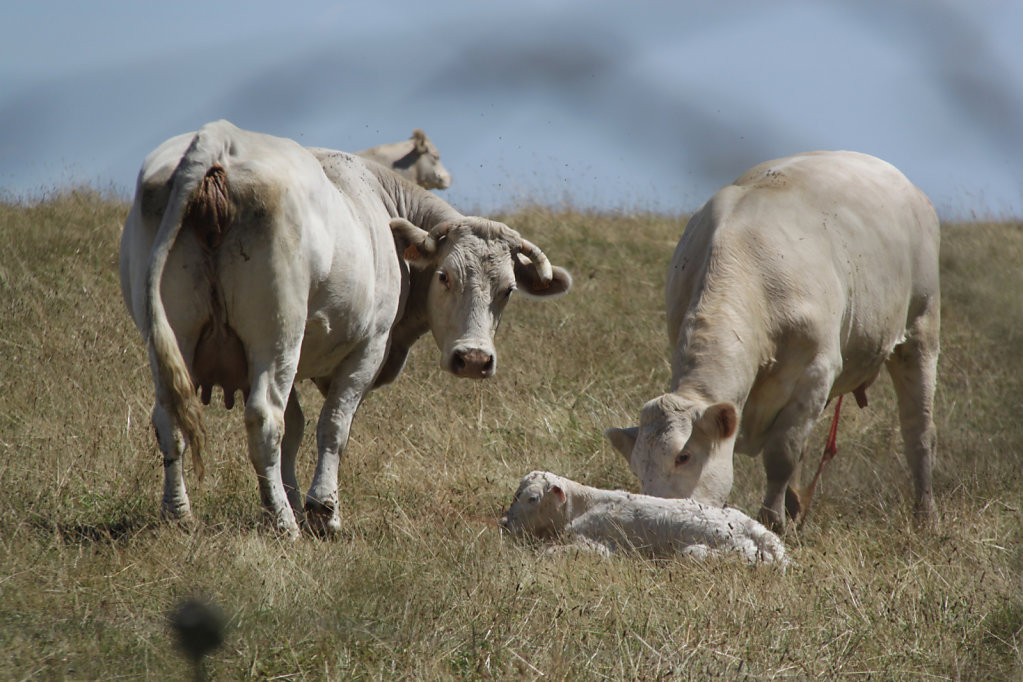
[501,471,788,566]
[351,128,451,190]
[607,151,940,529]
[120,121,570,536]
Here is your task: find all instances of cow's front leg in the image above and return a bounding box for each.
[760,444,802,533]
[152,402,193,525]
[245,374,300,538]
[305,338,386,536]
[760,370,834,531]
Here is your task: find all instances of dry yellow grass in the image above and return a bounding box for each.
[0,191,1021,679]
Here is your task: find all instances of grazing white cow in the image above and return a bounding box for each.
[500,471,788,566]
[351,129,452,190]
[119,120,571,536]
[606,151,940,530]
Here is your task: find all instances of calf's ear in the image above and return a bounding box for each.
[605,427,638,463]
[390,218,438,264]
[696,403,738,440]
[549,485,566,505]
[513,255,573,298]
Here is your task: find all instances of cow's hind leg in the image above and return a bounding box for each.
[152,402,193,524]
[886,325,939,522]
[244,371,300,538]
[305,337,388,537]
[281,388,305,520]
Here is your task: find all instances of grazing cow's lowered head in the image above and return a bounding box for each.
[390,217,572,379]
[606,393,739,505]
[499,471,569,539]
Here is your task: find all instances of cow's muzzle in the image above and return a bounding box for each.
[498,514,520,536]
[451,348,494,378]
[431,171,452,190]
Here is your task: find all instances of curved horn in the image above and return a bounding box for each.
[518,238,553,283]
[428,221,456,240]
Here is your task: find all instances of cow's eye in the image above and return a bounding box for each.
[502,286,515,301]
[527,494,539,504]
[438,270,451,289]
[675,451,691,467]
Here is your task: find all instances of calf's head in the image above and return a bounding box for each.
[606,394,739,505]
[391,217,571,379]
[499,471,569,538]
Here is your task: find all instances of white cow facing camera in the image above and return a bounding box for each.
[500,471,787,567]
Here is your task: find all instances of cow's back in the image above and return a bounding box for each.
[120,124,404,386]
[666,151,939,401]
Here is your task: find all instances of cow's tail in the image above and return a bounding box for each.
[144,121,234,482]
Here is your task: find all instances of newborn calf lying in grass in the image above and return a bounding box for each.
[500,471,787,566]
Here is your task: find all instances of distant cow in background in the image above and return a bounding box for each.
[500,471,788,566]
[607,151,940,530]
[352,129,452,190]
[119,120,571,537]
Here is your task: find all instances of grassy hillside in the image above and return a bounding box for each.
[0,191,1021,679]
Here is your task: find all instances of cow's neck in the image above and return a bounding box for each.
[360,141,421,178]
[370,170,465,387]
[669,302,768,411]
[391,265,432,346]
[376,169,461,230]
[357,141,405,165]
[372,264,433,389]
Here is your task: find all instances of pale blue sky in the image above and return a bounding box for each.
[2,0,1021,218]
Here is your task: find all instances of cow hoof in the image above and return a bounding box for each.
[160,504,195,530]
[262,510,301,539]
[304,501,341,538]
[286,492,305,518]
[912,500,938,530]
[784,486,802,520]
[757,507,785,534]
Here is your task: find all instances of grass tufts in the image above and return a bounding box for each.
[0,194,1020,678]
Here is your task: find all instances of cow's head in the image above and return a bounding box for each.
[398,129,451,190]
[499,471,569,539]
[606,394,739,505]
[390,216,571,379]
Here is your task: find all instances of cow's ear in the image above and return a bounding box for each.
[411,129,428,154]
[513,254,573,298]
[696,403,738,440]
[605,426,638,463]
[549,485,566,505]
[390,218,438,264]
